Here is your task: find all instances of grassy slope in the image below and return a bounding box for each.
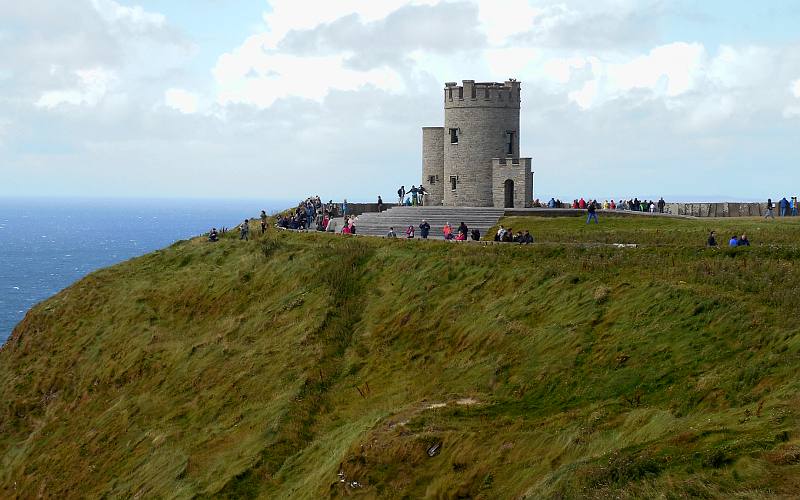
[1,217,800,498]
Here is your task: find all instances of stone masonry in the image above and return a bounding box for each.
[421,79,533,208]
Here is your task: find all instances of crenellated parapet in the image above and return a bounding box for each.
[422,78,533,208]
[444,80,521,109]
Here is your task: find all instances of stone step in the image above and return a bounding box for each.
[349,206,505,238]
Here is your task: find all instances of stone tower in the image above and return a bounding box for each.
[421,79,533,208]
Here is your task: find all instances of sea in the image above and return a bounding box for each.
[0,198,288,345]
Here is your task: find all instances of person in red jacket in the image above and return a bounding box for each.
[578,197,587,209]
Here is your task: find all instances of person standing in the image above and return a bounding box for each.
[377,195,384,213]
[240,219,250,241]
[793,197,798,216]
[410,185,419,206]
[341,199,348,218]
[657,197,666,213]
[397,186,406,204]
[765,198,775,219]
[418,185,427,206]
[419,219,430,239]
[780,197,789,217]
[260,210,268,234]
[586,201,598,224]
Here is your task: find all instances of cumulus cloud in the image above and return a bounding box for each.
[164,88,200,114]
[3,0,800,200]
[277,2,485,69]
[509,0,664,49]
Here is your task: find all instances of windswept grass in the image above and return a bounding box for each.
[2,218,800,498]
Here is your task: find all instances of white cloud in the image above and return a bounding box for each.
[213,40,404,107]
[164,88,199,114]
[90,0,166,32]
[36,68,117,108]
[793,79,800,98]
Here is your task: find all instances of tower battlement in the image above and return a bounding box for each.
[444,79,521,109]
[421,78,533,208]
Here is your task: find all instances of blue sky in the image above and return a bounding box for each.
[2,0,800,202]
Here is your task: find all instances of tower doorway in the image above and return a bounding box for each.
[504,179,514,208]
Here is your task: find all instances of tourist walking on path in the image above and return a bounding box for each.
[240,220,250,241]
[419,219,430,239]
[260,210,268,234]
[765,198,775,219]
[707,231,717,247]
[397,186,406,204]
[586,202,598,224]
[377,196,384,212]
[780,197,789,216]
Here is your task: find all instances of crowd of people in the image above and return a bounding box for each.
[396,185,428,206]
[707,231,751,247]
[271,196,363,234]
[493,225,534,244]
[532,197,668,213]
[386,220,481,241]
[764,197,799,218]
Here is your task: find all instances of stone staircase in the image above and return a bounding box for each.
[353,206,505,239]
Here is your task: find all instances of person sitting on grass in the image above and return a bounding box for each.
[471,229,481,241]
[419,219,431,239]
[387,227,397,238]
[443,222,454,240]
[728,234,738,247]
[502,228,514,242]
[208,228,219,242]
[739,233,750,246]
[707,231,717,247]
[458,222,469,240]
[406,225,415,238]
[326,218,338,233]
[520,230,534,244]
[342,224,351,235]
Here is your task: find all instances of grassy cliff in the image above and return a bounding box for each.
[2,217,800,498]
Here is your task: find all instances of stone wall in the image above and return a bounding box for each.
[492,158,533,208]
[443,80,521,207]
[421,127,445,206]
[664,203,769,217]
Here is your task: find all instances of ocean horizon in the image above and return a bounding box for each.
[0,197,291,344]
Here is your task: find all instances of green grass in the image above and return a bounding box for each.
[2,217,800,498]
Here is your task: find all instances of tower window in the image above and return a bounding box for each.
[484,87,489,98]
[450,176,457,190]
[428,175,436,184]
[449,128,459,144]
[471,86,476,99]
[506,131,514,155]
[458,87,463,99]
